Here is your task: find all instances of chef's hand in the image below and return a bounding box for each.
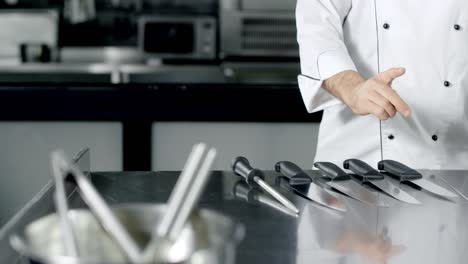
[323,68,411,120]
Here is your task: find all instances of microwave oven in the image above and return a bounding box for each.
[139,15,216,60]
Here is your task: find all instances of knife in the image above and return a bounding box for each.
[343,159,422,205]
[274,161,312,185]
[436,172,468,200]
[275,161,347,212]
[314,162,389,207]
[378,160,458,198]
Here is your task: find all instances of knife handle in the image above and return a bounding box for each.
[232,156,265,185]
[313,162,351,181]
[275,161,312,185]
[233,181,256,202]
[377,160,422,181]
[343,159,384,181]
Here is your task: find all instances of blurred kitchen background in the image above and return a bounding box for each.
[0,0,322,225]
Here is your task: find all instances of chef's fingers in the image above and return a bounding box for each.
[368,91,397,118]
[376,85,412,117]
[376,67,406,84]
[367,101,390,120]
[375,233,390,251]
[379,241,392,254]
[385,245,406,258]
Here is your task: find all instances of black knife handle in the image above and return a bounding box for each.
[343,159,384,181]
[314,162,351,181]
[233,181,256,203]
[232,156,265,185]
[377,160,422,181]
[275,161,312,185]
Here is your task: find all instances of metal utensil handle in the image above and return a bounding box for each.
[141,143,213,262]
[51,150,79,257]
[232,156,252,177]
[156,143,207,238]
[232,156,265,185]
[167,148,217,240]
[65,157,143,263]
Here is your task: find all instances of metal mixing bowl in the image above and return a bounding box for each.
[10,203,245,264]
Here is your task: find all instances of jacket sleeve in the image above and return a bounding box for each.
[296,0,356,113]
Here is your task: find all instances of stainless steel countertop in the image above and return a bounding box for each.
[1,169,466,264]
[0,63,118,73]
[0,63,120,83]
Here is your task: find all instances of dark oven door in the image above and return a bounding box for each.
[143,21,195,54]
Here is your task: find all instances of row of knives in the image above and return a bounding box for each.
[231,157,459,213]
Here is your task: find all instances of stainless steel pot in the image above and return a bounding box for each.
[10,204,245,264]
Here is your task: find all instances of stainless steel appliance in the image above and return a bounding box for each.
[11,205,244,264]
[220,0,298,58]
[7,147,243,264]
[139,15,217,60]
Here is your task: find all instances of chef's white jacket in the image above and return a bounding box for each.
[297,0,468,170]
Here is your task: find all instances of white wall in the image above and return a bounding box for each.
[152,122,320,171]
[0,122,122,225]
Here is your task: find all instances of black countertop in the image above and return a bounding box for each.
[0,82,320,122]
[2,170,468,264]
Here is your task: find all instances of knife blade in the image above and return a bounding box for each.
[275,161,347,212]
[314,162,389,207]
[343,159,422,205]
[378,160,458,198]
[276,176,347,212]
[436,171,468,200]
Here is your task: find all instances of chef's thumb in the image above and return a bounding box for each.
[377,67,406,84]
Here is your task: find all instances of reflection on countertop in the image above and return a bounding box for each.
[2,170,468,264]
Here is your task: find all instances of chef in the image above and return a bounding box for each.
[297,0,468,170]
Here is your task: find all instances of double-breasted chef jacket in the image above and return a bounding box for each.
[297,0,468,170]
